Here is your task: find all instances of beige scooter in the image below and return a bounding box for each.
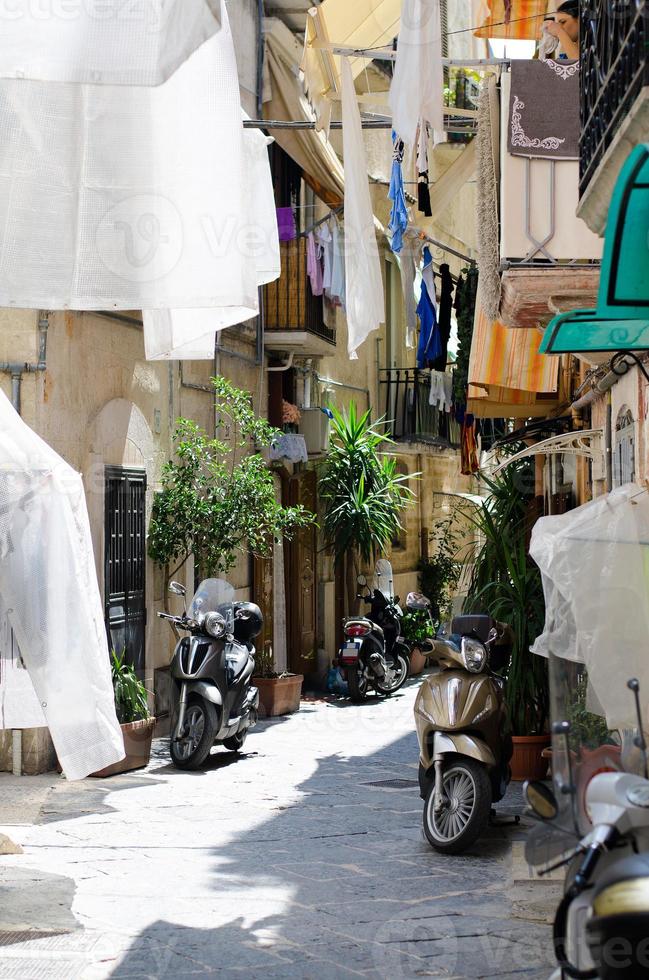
[413,609,515,853]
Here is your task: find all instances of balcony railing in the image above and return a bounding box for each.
[379,369,459,446]
[263,239,335,345]
[580,1,649,196]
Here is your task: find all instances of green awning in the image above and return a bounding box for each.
[540,144,649,355]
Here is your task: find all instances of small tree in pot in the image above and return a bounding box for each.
[318,402,416,615]
[91,650,154,777]
[148,378,314,708]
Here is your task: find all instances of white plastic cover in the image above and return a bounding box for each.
[0,0,221,87]
[0,389,124,780]
[143,116,280,360]
[0,1,252,313]
[389,0,444,147]
[341,57,385,359]
[530,485,649,730]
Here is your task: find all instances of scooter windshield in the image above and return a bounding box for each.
[189,578,235,633]
[529,485,649,839]
[373,559,394,600]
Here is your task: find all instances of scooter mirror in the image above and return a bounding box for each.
[168,581,186,597]
[357,574,367,587]
[523,780,558,821]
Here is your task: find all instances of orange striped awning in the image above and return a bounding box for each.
[474,0,549,40]
[467,303,560,418]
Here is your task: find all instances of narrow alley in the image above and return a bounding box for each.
[0,682,555,979]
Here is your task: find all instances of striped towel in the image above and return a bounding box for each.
[474,0,548,40]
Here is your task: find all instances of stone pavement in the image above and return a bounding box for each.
[0,679,559,979]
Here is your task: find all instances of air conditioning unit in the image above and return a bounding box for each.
[299,409,330,455]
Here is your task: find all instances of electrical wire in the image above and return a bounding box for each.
[354,13,546,51]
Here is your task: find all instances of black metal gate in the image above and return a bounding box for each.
[104,466,147,675]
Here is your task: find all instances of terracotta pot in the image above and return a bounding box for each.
[90,718,156,778]
[510,734,551,782]
[408,646,427,676]
[254,674,303,718]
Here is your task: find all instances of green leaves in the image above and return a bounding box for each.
[462,455,548,736]
[111,649,150,724]
[147,379,315,578]
[318,402,416,565]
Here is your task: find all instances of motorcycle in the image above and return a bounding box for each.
[158,578,261,770]
[524,484,649,979]
[414,612,514,853]
[337,559,409,703]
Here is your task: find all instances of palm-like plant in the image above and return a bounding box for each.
[463,459,548,736]
[318,403,416,613]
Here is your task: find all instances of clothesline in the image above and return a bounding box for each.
[299,205,344,239]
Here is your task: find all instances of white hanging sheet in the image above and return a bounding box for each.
[0,1,253,313]
[341,57,385,359]
[0,390,124,780]
[530,484,649,731]
[143,115,280,360]
[0,0,221,87]
[389,0,444,147]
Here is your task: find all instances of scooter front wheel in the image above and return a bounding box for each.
[170,695,219,770]
[423,758,492,854]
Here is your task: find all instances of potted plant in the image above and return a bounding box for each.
[318,402,416,617]
[254,642,303,718]
[401,609,433,675]
[418,517,463,629]
[91,650,155,777]
[463,459,550,781]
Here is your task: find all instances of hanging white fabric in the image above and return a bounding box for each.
[0,0,221,87]
[389,0,445,147]
[143,115,280,360]
[0,1,254,314]
[341,57,385,359]
[0,390,124,780]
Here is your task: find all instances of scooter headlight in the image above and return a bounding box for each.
[204,612,226,638]
[461,637,487,673]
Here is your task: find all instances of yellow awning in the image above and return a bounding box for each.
[474,0,551,41]
[316,0,401,78]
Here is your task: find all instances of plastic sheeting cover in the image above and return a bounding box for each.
[341,57,384,359]
[143,116,280,360]
[530,484,649,730]
[0,1,252,313]
[0,390,124,780]
[0,0,221,86]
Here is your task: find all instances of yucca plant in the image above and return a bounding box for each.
[111,649,150,724]
[318,402,416,613]
[463,458,549,736]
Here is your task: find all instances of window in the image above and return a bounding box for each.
[614,407,635,487]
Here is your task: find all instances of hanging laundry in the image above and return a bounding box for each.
[399,245,418,349]
[306,232,324,297]
[416,247,442,369]
[389,0,445,148]
[428,370,451,412]
[277,207,297,241]
[341,57,384,357]
[316,221,333,293]
[430,263,454,371]
[461,414,480,475]
[330,218,346,307]
[417,123,432,217]
[388,134,409,254]
[452,266,479,407]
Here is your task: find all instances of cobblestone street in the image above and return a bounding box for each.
[0,680,556,979]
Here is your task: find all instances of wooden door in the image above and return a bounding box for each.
[286,470,318,676]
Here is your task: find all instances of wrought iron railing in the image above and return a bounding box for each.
[580,1,649,196]
[379,369,460,446]
[263,239,335,345]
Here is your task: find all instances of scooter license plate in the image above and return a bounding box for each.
[340,642,360,664]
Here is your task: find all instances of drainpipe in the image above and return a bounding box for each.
[267,351,294,372]
[605,390,613,493]
[0,310,49,415]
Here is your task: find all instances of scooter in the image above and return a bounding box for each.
[158,578,261,770]
[414,613,514,853]
[337,559,409,703]
[525,678,649,979]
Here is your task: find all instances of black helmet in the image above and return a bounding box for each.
[586,852,649,979]
[233,602,263,644]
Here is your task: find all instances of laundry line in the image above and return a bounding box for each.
[244,118,392,130]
